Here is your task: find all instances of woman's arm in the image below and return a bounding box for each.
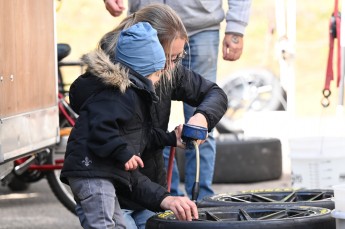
[171,66,228,131]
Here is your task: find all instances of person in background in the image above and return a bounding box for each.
[103,0,252,200]
[60,21,198,229]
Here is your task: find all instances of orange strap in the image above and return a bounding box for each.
[60,127,72,136]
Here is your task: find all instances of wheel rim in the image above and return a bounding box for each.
[209,189,333,204]
[219,69,285,130]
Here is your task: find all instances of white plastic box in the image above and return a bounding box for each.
[289,136,345,189]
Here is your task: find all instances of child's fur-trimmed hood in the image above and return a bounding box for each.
[81,50,131,93]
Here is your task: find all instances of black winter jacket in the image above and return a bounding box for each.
[122,60,228,210]
[61,49,228,212]
[60,50,177,212]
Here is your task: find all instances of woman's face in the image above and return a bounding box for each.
[165,38,186,70]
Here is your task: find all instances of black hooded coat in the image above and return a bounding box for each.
[60,49,228,211]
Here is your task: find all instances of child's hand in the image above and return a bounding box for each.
[124,155,144,171]
[174,124,185,149]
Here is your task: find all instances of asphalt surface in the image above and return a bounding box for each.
[0,179,80,229]
[0,173,292,229]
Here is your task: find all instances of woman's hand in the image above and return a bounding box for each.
[160,196,198,221]
[174,124,185,149]
[186,113,208,145]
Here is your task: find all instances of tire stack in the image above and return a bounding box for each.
[176,134,283,183]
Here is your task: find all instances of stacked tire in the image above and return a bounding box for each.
[198,189,335,209]
[176,134,283,183]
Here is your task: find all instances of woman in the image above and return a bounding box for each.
[69,3,227,229]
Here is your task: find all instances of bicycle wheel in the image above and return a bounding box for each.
[46,137,76,215]
[198,189,334,210]
[7,175,31,191]
[146,205,335,229]
[219,68,286,131]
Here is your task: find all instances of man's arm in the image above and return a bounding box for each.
[223,0,252,61]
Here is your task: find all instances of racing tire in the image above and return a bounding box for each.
[176,135,282,183]
[197,189,335,210]
[146,205,335,229]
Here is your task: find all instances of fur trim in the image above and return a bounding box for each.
[81,50,131,93]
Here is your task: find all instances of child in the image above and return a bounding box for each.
[60,22,195,229]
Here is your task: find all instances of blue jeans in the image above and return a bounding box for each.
[69,177,126,229]
[163,30,219,200]
[122,209,156,229]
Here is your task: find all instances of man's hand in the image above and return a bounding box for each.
[104,0,126,17]
[222,33,243,61]
[124,155,144,171]
[160,196,198,221]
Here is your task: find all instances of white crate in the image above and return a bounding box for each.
[289,136,345,189]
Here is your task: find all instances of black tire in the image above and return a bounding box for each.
[198,189,335,210]
[218,68,287,132]
[7,175,30,191]
[46,140,76,215]
[146,205,335,229]
[176,135,282,183]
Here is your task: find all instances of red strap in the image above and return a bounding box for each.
[324,0,341,91]
[325,18,335,91]
[322,0,341,107]
[166,146,175,192]
[336,15,341,87]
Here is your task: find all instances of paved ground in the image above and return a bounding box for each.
[0,172,291,229]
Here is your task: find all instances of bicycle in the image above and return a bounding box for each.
[44,43,80,214]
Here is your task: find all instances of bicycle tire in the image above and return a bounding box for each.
[146,205,335,229]
[46,143,76,215]
[198,189,335,210]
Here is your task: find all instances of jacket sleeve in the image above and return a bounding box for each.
[86,97,134,165]
[146,129,177,151]
[225,0,252,35]
[171,66,228,132]
[130,170,170,212]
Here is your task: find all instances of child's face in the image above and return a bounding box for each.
[147,70,163,85]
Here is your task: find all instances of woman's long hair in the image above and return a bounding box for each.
[98,3,188,87]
